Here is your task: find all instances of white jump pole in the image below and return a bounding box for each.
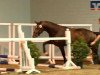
[63,29,80,69]
[52,24,92,61]
[65,29,80,69]
[48,44,55,64]
[51,44,55,64]
[12,24,16,60]
[55,29,80,69]
[17,25,40,74]
[8,24,12,62]
[0,37,69,42]
[8,23,18,64]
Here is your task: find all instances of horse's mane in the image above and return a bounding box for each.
[40,21,68,29]
[41,21,59,26]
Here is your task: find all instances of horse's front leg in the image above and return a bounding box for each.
[59,46,67,63]
[43,41,52,56]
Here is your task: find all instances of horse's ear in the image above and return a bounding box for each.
[34,21,41,24]
[34,21,38,24]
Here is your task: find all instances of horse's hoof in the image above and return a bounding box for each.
[44,52,49,56]
[48,64,55,68]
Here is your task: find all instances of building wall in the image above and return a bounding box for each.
[0,0,31,52]
[0,0,31,23]
[31,0,100,31]
[0,0,99,30]
[0,0,31,38]
[0,0,99,31]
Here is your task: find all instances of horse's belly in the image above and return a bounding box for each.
[53,40,66,46]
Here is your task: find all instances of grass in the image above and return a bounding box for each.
[1,64,100,75]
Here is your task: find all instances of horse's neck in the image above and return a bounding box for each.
[44,24,59,37]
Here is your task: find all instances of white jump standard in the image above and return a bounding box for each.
[0,25,40,74]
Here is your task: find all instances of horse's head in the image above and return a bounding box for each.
[32,21,44,37]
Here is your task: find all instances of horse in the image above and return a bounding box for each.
[32,21,98,64]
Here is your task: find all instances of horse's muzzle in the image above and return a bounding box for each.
[32,34,38,38]
[32,35,36,38]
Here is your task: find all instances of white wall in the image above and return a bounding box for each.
[31,0,100,31]
[0,0,31,23]
[0,0,31,53]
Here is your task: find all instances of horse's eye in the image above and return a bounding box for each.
[39,25,42,28]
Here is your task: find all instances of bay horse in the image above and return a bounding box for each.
[32,21,98,64]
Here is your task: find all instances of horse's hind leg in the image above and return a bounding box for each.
[59,46,67,63]
[92,48,100,64]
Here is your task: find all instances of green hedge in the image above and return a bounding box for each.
[72,37,90,68]
[27,41,40,66]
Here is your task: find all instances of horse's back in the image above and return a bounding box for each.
[70,28,96,43]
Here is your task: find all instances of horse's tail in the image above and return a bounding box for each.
[93,32,100,36]
[89,31,97,43]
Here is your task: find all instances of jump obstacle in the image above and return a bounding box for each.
[0,23,74,73]
[0,23,40,74]
[16,23,82,69]
[13,23,93,65]
[0,23,93,74]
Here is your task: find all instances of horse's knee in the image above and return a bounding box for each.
[44,52,49,56]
